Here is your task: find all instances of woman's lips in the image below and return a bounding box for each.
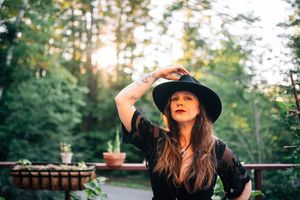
[175,109,186,113]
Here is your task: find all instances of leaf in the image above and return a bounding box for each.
[251,190,264,197]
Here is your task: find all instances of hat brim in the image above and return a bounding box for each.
[152,81,222,123]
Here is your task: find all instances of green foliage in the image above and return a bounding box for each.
[71,177,108,200]
[263,169,300,200]
[83,177,108,200]
[0,68,86,162]
[212,177,225,199]
[251,190,264,198]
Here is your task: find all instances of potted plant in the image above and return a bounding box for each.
[103,128,126,167]
[60,142,73,164]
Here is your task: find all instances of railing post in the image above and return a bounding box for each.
[254,169,263,200]
[65,191,70,200]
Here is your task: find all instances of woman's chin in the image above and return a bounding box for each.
[173,117,196,124]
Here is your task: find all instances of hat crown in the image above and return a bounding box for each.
[179,75,200,84]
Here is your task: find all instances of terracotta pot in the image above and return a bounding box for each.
[103,152,126,167]
[61,152,73,164]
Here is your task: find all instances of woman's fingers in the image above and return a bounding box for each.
[157,65,190,80]
[174,65,190,75]
[165,73,180,80]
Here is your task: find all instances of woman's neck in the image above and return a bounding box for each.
[177,122,194,145]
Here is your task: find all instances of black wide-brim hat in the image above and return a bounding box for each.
[152,75,222,123]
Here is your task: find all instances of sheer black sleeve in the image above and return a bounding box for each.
[217,144,251,199]
[121,109,161,158]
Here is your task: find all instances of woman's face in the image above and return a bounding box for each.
[170,91,200,124]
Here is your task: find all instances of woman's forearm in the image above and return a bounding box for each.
[115,71,159,106]
[115,71,160,131]
[115,66,189,106]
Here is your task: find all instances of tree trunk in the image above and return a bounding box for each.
[254,102,264,163]
[115,0,123,82]
[84,4,98,131]
[183,0,192,68]
[0,0,5,10]
[0,86,3,100]
[235,131,256,163]
[2,0,28,101]
[5,0,29,67]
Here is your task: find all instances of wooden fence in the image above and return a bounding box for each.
[1,162,299,200]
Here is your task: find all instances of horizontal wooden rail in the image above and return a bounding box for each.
[2,162,299,170]
[1,162,300,200]
[0,162,147,170]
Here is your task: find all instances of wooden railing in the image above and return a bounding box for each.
[1,162,300,200]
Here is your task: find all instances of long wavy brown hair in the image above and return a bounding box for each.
[153,97,217,193]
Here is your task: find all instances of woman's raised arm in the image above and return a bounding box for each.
[115,66,189,132]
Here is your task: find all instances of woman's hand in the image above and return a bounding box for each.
[155,65,190,80]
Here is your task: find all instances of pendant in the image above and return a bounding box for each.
[180,143,191,158]
[180,150,187,158]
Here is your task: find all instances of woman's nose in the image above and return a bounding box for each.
[177,101,183,106]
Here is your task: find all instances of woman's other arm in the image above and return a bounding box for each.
[115,66,189,132]
[233,180,252,200]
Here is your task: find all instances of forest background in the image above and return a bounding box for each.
[0,0,299,199]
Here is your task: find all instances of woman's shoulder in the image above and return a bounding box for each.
[214,138,227,147]
[214,138,227,160]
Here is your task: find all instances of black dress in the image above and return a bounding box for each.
[121,110,250,200]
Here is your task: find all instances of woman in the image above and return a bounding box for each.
[115,66,252,200]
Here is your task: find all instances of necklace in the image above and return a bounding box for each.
[180,143,191,158]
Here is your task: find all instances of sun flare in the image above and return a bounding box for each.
[92,46,117,69]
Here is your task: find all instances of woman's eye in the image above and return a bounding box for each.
[185,97,192,100]
[171,97,178,101]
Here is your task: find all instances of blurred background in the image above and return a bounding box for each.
[0,0,299,199]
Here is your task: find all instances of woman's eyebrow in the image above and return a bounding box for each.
[184,94,194,97]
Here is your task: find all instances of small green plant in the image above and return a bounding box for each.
[107,128,121,153]
[77,161,87,170]
[60,142,72,153]
[16,159,32,166]
[15,159,32,170]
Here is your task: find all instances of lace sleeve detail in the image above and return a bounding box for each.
[121,109,161,157]
[217,146,251,198]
